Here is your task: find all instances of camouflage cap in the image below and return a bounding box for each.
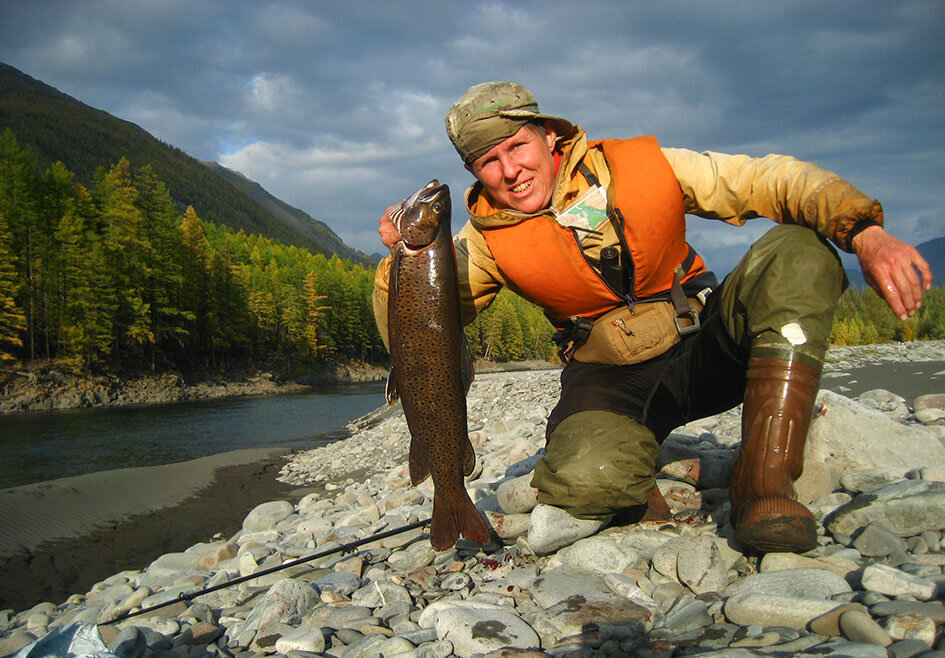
[445,81,573,164]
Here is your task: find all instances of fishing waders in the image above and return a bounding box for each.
[729,353,821,553]
[718,224,846,554]
[535,224,845,553]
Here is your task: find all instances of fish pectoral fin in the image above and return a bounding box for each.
[385,368,399,404]
[461,337,475,396]
[408,438,432,485]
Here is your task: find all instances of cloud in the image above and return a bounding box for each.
[0,0,940,258]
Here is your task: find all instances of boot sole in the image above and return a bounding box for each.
[735,497,817,554]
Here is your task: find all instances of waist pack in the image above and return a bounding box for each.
[570,297,703,366]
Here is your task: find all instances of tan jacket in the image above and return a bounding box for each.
[373,127,882,347]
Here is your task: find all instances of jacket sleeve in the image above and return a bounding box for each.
[371,221,505,352]
[661,148,884,252]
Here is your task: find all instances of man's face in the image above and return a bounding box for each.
[467,122,557,214]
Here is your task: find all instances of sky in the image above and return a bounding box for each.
[0,0,942,275]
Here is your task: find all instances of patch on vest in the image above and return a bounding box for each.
[555,185,609,244]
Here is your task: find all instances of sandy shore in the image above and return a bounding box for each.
[0,449,317,612]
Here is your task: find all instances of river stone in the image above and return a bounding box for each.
[723,568,852,600]
[839,609,892,647]
[656,439,733,489]
[533,593,655,641]
[526,504,609,555]
[614,528,676,562]
[657,597,712,634]
[869,600,945,624]
[314,571,361,596]
[883,613,937,646]
[303,605,374,628]
[495,474,539,514]
[241,578,319,632]
[197,541,238,570]
[243,500,295,532]
[556,535,639,579]
[759,552,860,580]
[724,593,851,630]
[676,535,729,595]
[827,480,945,537]
[433,606,540,656]
[853,522,909,557]
[529,568,618,609]
[144,551,201,582]
[860,564,938,601]
[795,458,834,504]
[273,625,326,654]
[808,603,869,636]
[808,390,945,486]
[350,580,412,607]
[808,639,889,657]
[915,393,945,412]
[108,625,146,658]
[840,467,907,493]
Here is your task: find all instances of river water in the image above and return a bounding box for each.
[0,381,387,490]
[1,359,942,492]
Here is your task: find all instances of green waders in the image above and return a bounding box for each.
[532,224,847,539]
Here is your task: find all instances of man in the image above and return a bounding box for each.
[373,82,931,554]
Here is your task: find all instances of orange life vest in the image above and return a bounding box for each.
[481,136,706,322]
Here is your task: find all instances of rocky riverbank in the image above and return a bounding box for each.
[2,341,944,657]
[0,361,389,415]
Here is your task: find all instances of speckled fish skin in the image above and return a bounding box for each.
[387,179,489,550]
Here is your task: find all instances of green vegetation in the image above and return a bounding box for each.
[0,62,372,265]
[3,121,937,376]
[465,289,558,362]
[0,128,555,373]
[830,284,945,345]
[0,129,384,372]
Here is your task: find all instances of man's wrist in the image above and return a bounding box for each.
[847,219,883,252]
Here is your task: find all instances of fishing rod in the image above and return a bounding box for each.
[103,517,432,625]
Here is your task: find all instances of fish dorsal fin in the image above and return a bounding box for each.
[409,438,432,485]
[385,366,399,404]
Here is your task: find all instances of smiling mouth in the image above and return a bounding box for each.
[511,180,531,194]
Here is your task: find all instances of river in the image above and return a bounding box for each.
[0,380,387,490]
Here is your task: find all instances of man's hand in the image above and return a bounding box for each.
[852,225,932,321]
[378,205,402,251]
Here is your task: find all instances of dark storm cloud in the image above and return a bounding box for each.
[0,0,941,268]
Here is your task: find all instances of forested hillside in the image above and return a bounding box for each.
[0,61,371,264]
[0,129,558,372]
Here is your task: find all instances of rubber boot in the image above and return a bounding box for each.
[730,356,820,554]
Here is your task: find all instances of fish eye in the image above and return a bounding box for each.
[433,203,442,212]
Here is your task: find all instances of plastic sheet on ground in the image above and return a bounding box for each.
[15,622,118,658]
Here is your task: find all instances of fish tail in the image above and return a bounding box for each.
[430,491,491,551]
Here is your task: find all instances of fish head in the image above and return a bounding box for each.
[390,179,451,249]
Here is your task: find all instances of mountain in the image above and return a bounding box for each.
[0,61,374,266]
[916,235,944,285]
[203,162,369,265]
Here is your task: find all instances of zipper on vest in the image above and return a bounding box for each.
[568,226,635,314]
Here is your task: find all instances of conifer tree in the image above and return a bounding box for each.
[0,129,40,358]
[55,194,113,369]
[99,158,152,359]
[0,210,27,362]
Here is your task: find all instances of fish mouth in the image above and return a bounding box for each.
[391,179,448,248]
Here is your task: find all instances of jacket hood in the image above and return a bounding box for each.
[465,126,590,230]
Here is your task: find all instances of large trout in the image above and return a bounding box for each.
[386,179,490,550]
